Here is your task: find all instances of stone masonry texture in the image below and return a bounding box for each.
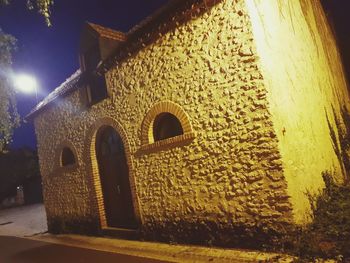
[33,0,349,248]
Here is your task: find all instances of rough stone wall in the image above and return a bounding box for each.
[34,0,294,244]
[245,0,350,224]
[34,92,101,234]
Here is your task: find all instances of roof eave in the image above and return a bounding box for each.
[99,0,221,73]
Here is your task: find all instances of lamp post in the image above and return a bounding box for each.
[13,74,39,103]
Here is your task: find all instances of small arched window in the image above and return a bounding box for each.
[61,147,76,167]
[153,113,184,141]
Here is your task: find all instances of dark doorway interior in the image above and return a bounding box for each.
[96,126,137,229]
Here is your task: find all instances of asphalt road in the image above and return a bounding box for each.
[0,236,169,263]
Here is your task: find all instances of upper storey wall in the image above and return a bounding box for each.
[245,0,350,224]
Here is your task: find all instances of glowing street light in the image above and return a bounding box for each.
[13,74,39,102]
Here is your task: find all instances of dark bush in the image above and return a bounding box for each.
[295,171,350,260]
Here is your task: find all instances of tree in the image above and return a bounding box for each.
[0,0,53,25]
[0,147,40,203]
[0,29,19,152]
[0,0,53,152]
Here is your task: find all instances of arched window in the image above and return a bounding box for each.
[153,113,183,141]
[140,101,196,151]
[61,147,76,167]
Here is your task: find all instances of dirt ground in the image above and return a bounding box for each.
[0,204,47,237]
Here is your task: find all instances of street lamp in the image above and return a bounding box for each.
[13,74,39,102]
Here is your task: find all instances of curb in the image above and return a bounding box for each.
[29,234,295,262]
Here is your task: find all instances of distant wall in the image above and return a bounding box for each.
[23,176,43,205]
[246,0,350,224]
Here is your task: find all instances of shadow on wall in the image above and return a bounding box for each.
[141,218,296,250]
[326,106,350,181]
[292,106,350,260]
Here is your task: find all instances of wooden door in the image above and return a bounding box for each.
[96,126,137,229]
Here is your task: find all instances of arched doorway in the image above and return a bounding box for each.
[96,126,137,229]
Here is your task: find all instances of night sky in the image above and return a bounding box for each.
[321,0,350,82]
[0,0,349,150]
[0,0,168,149]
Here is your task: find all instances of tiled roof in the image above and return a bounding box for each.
[26,69,83,120]
[27,23,126,120]
[126,0,183,36]
[87,22,127,41]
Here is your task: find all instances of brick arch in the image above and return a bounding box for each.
[84,116,142,229]
[55,140,79,170]
[141,100,194,145]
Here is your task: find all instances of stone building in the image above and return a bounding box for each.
[28,0,350,246]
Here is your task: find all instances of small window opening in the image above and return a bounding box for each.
[61,147,76,167]
[153,113,183,142]
[87,74,108,105]
[83,45,108,106]
[84,45,100,72]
